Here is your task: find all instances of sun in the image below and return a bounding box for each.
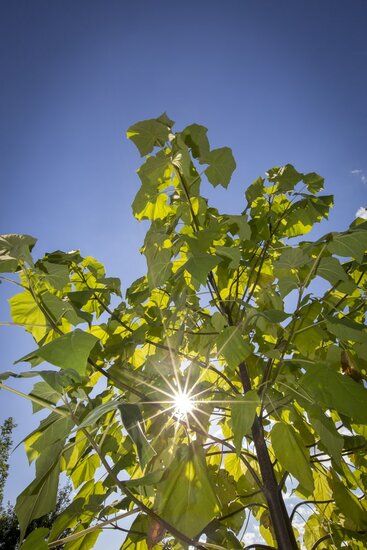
[173,390,194,418]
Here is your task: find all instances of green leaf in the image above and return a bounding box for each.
[0,233,36,272]
[16,329,99,374]
[48,499,84,542]
[42,261,70,290]
[183,253,221,285]
[303,514,328,549]
[42,292,89,326]
[303,172,324,193]
[274,164,303,192]
[15,461,60,540]
[156,443,220,538]
[231,390,260,455]
[78,400,122,429]
[204,147,236,188]
[127,116,171,156]
[64,527,102,550]
[145,245,172,289]
[317,256,349,285]
[123,469,164,488]
[118,404,156,468]
[215,246,241,269]
[211,312,226,331]
[326,316,367,344]
[136,152,171,187]
[182,123,210,161]
[274,247,308,270]
[293,325,327,357]
[30,381,60,413]
[299,364,367,424]
[226,214,251,241]
[71,454,100,488]
[277,274,299,297]
[24,414,73,473]
[121,515,149,550]
[21,527,49,550]
[217,327,251,369]
[245,176,264,205]
[331,478,367,530]
[259,309,290,323]
[307,405,343,463]
[271,422,314,493]
[328,230,367,263]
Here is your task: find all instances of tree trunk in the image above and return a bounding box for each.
[239,363,299,549]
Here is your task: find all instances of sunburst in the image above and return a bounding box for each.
[172,389,195,419]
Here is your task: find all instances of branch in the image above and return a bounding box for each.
[311,534,331,550]
[48,508,139,547]
[244,545,276,549]
[289,499,334,523]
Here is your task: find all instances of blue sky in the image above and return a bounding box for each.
[1,0,367,547]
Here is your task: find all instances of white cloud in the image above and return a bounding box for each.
[356,207,367,220]
[351,169,367,185]
[243,532,256,545]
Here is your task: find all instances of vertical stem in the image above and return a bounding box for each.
[239,362,299,550]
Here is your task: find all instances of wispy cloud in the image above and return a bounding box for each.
[351,169,367,185]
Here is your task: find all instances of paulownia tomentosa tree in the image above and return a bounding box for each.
[1,114,367,550]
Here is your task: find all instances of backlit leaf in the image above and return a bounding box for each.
[21,527,48,550]
[16,329,99,374]
[317,256,349,285]
[15,461,60,540]
[118,404,156,468]
[231,390,260,454]
[326,316,367,344]
[217,326,251,369]
[64,527,102,550]
[307,405,343,462]
[299,364,367,423]
[271,422,314,493]
[183,253,221,285]
[328,230,367,263]
[156,443,220,538]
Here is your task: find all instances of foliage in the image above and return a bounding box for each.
[0,485,71,549]
[0,114,367,549]
[0,417,16,506]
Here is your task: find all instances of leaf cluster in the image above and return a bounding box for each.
[1,114,367,549]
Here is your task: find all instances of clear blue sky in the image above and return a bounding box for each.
[1,0,366,547]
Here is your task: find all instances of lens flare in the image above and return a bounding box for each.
[173,390,194,418]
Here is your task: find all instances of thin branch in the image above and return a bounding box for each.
[48,508,139,547]
[311,534,331,550]
[290,499,334,523]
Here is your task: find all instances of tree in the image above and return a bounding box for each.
[0,417,16,507]
[0,113,367,549]
[0,418,71,549]
[0,485,71,549]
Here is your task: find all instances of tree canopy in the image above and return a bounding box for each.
[1,114,367,549]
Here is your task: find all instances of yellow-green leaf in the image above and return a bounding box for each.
[156,443,220,538]
[271,422,314,493]
[231,390,260,455]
